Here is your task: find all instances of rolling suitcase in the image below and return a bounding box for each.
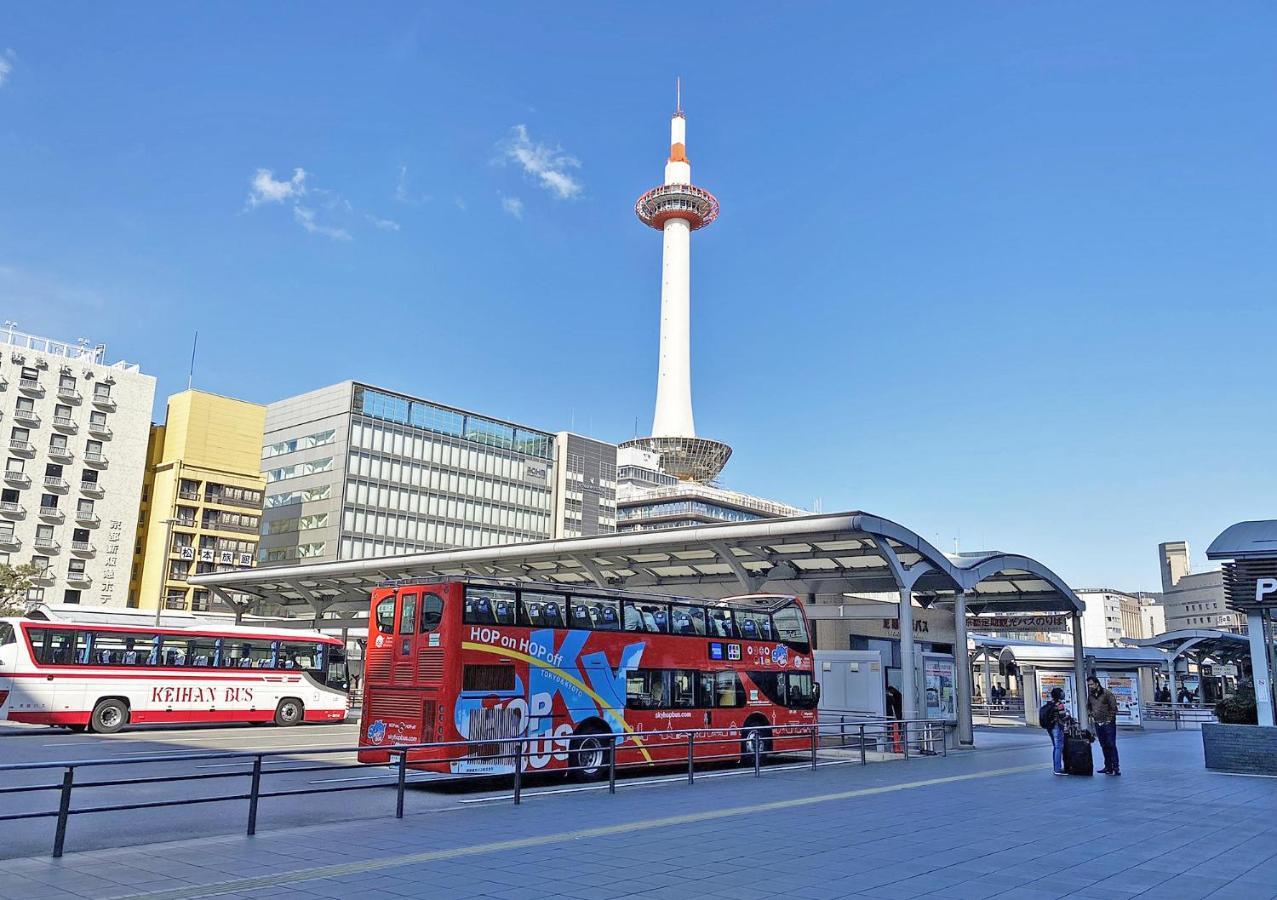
[1063,732,1094,776]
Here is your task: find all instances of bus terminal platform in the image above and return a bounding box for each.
[2,728,1273,900]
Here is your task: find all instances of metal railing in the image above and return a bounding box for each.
[1141,703,1218,728]
[0,717,949,859]
[972,700,1026,722]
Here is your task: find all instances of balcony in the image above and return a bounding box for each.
[83,451,108,467]
[8,439,33,454]
[79,481,104,495]
[18,378,44,396]
[0,501,24,517]
[47,446,73,462]
[71,541,94,555]
[87,422,112,439]
[91,394,116,411]
[42,476,69,491]
[206,494,263,510]
[207,520,259,534]
[56,385,82,402]
[167,571,190,582]
[178,490,200,501]
[0,534,18,549]
[74,510,99,525]
[33,537,59,551]
[164,596,188,611]
[12,409,39,426]
[66,571,91,586]
[38,507,64,523]
[52,416,77,432]
[174,517,196,528]
[3,471,30,487]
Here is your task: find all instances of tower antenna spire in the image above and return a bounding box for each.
[676,76,682,115]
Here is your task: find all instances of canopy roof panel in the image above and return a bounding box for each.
[191,511,1083,618]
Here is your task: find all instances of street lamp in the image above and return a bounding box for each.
[155,517,180,627]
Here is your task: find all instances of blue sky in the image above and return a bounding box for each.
[1,4,1273,591]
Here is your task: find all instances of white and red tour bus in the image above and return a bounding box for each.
[358,578,819,779]
[0,616,349,733]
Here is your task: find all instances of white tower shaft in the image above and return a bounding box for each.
[653,112,694,438]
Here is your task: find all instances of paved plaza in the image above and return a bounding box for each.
[1,728,1274,900]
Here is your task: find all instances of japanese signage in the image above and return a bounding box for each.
[1036,671,1077,720]
[1096,671,1141,726]
[968,614,1069,633]
[99,519,123,603]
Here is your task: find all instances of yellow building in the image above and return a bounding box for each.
[131,390,267,613]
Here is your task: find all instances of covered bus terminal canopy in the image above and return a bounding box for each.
[190,511,1086,744]
[1126,629,1251,704]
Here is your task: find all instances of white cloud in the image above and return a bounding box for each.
[501,196,525,219]
[365,213,400,231]
[455,196,468,212]
[499,125,582,199]
[0,49,15,87]
[293,206,351,241]
[248,167,306,207]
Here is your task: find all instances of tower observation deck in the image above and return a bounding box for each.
[622,84,732,484]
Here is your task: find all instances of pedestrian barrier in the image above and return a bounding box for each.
[0,717,949,858]
[1140,702,1217,729]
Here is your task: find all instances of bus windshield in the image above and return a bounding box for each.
[325,648,350,692]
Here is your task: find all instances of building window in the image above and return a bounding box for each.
[63,590,81,605]
[93,382,111,399]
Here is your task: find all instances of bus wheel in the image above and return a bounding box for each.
[740,724,772,764]
[569,730,610,782]
[274,698,304,727]
[90,699,129,735]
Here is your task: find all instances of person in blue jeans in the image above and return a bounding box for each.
[1041,687,1068,775]
[1087,675,1121,775]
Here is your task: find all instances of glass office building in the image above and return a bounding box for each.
[258,382,557,565]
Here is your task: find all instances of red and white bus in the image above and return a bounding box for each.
[358,579,818,779]
[0,617,350,733]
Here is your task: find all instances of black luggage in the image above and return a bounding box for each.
[1063,734,1093,776]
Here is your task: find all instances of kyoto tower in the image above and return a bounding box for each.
[622,81,732,483]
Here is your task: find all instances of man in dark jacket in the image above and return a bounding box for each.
[1087,676,1120,775]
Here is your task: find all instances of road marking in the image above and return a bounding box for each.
[129,763,1041,900]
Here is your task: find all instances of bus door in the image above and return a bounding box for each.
[392,590,418,686]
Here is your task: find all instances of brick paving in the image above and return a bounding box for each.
[1,729,1274,899]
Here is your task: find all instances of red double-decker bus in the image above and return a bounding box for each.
[357,579,819,779]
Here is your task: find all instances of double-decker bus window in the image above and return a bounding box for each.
[626,669,667,709]
[786,672,818,709]
[520,591,566,628]
[736,610,773,642]
[464,587,515,625]
[420,593,444,632]
[696,671,716,707]
[773,605,811,653]
[374,596,396,633]
[670,670,700,708]
[463,664,516,692]
[670,604,707,636]
[707,608,737,638]
[751,671,787,706]
[714,671,746,708]
[398,593,418,634]
[574,596,620,630]
[623,602,669,634]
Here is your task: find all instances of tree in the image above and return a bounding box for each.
[0,562,44,616]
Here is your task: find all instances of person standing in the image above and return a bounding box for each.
[1087,676,1120,776]
[1039,687,1068,776]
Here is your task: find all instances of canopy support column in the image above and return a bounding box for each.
[984,648,994,725]
[1071,612,1088,728]
[873,538,939,725]
[954,591,973,745]
[1249,611,1275,727]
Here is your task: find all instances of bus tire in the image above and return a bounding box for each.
[740,720,772,765]
[569,728,611,783]
[89,699,129,735]
[274,698,304,727]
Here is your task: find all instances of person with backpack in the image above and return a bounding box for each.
[1039,687,1068,775]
